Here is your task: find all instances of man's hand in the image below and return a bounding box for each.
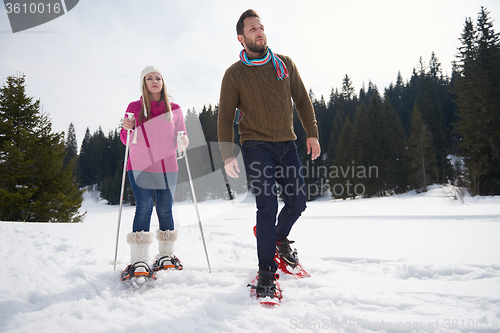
[224,157,240,178]
[307,137,321,160]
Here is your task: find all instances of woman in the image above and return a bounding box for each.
[120,65,188,280]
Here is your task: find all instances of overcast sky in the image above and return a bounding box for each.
[1,0,499,146]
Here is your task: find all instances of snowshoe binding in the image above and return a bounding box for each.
[152,255,183,271]
[275,238,311,279]
[276,238,299,268]
[252,226,311,279]
[121,261,157,282]
[275,251,311,279]
[248,267,282,307]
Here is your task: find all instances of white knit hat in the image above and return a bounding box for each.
[140,65,163,94]
[140,65,163,118]
[140,65,173,128]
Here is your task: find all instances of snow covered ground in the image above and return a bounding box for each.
[1,185,499,333]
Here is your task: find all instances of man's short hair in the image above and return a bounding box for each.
[236,9,260,35]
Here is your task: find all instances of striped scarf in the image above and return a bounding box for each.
[239,48,289,80]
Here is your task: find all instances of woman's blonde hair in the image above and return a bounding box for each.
[139,75,173,124]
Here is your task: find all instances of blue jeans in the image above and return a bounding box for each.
[242,141,307,269]
[128,171,178,232]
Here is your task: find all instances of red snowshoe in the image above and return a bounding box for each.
[152,255,183,271]
[248,270,282,307]
[253,226,311,279]
[121,261,157,282]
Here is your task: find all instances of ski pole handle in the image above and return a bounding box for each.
[177,131,186,159]
[124,112,137,144]
[123,112,135,131]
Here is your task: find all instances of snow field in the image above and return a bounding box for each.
[0,185,499,333]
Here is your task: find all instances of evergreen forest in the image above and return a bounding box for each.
[0,75,85,222]
[1,8,499,221]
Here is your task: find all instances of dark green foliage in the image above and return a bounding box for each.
[325,76,359,161]
[406,106,436,192]
[181,105,220,201]
[414,54,454,184]
[78,127,134,205]
[331,114,355,199]
[100,129,130,205]
[64,123,79,178]
[0,74,84,222]
[78,128,92,186]
[454,7,500,195]
[331,93,406,198]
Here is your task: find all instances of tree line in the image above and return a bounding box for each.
[1,7,498,222]
[303,7,499,198]
[74,7,500,202]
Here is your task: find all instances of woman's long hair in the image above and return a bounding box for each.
[139,76,173,124]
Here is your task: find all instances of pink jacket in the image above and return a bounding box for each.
[120,98,186,173]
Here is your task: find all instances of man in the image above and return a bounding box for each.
[217,9,320,299]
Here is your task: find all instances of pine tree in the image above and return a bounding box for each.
[415,53,452,184]
[326,76,358,162]
[407,106,436,192]
[381,100,407,193]
[311,92,329,156]
[331,115,354,199]
[385,71,409,131]
[78,125,134,206]
[64,123,78,163]
[78,127,92,186]
[0,74,84,222]
[454,7,500,195]
[354,95,380,197]
[199,104,228,200]
[99,129,125,205]
[359,81,379,106]
[326,113,343,161]
[300,91,329,200]
[352,93,402,197]
[329,89,403,199]
[28,113,84,221]
[64,123,79,178]
[0,131,38,220]
[326,87,341,161]
[177,106,216,202]
[85,127,106,186]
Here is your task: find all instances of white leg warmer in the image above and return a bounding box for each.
[156,229,178,257]
[127,231,154,264]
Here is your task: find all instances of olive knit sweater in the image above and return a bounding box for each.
[217,54,319,161]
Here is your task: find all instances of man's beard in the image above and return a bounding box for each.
[245,38,268,56]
